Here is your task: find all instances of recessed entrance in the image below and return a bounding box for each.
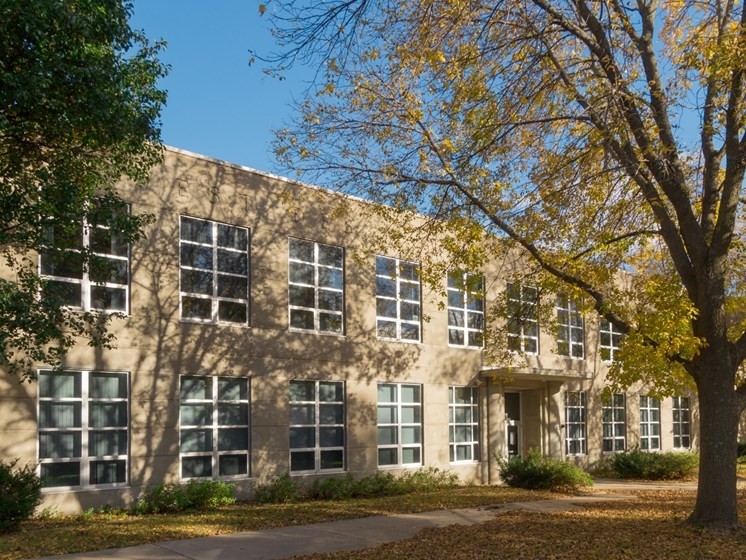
[505,392,521,458]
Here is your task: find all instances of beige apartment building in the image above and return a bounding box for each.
[0,147,698,512]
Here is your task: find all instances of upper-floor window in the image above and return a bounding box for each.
[556,296,584,358]
[179,216,249,325]
[288,238,344,334]
[602,392,626,452]
[447,273,484,348]
[179,375,250,479]
[40,209,129,313]
[599,318,623,362]
[289,380,345,473]
[639,395,661,450]
[375,256,421,342]
[672,396,691,449]
[38,370,129,489]
[507,283,538,354]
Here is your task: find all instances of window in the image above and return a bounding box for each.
[507,283,539,354]
[377,383,422,466]
[556,296,584,358]
[564,391,587,455]
[602,393,626,452]
[180,376,250,479]
[599,319,623,362]
[179,216,249,325]
[672,396,691,449]
[449,387,480,462]
[289,380,345,473]
[375,256,421,342]
[40,209,129,313]
[447,273,484,348]
[38,370,128,489]
[288,239,344,334]
[639,395,661,450]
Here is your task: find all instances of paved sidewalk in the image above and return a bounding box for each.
[35,481,702,560]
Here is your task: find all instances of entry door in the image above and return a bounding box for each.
[505,392,521,458]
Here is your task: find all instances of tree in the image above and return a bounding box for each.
[0,0,167,381]
[264,0,746,528]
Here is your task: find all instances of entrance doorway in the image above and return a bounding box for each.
[505,392,521,458]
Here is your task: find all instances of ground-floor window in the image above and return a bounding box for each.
[377,383,422,467]
[639,395,661,450]
[38,370,129,489]
[449,386,479,462]
[564,391,587,455]
[672,396,691,449]
[180,375,250,479]
[289,380,345,473]
[602,392,626,452]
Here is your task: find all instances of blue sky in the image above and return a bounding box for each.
[130,1,311,174]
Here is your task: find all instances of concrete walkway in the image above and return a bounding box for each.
[35,481,701,560]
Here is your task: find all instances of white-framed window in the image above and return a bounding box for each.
[447,272,484,348]
[288,238,344,334]
[40,209,130,313]
[639,395,661,450]
[564,391,587,455]
[507,283,539,354]
[599,318,623,362]
[449,386,480,462]
[602,392,626,452]
[179,375,250,479]
[289,380,345,473]
[556,295,584,358]
[377,383,422,467]
[375,256,421,342]
[672,396,691,449]
[38,370,129,489]
[179,216,249,325]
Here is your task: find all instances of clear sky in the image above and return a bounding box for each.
[129,1,311,175]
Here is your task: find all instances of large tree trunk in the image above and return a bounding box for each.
[687,357,741,529]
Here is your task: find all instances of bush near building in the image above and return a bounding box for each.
[0,459,42,533]
[496,452,594,492]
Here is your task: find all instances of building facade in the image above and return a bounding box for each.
[0,148,698,512]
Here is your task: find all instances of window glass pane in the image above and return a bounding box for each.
[217,275,247,299]
[182,456,212,478]
[377,320,397,339]
[319,382,343,402]
[377,384,396,402]
[320,403,344,424]
[377,406,397,424]
[39,432,81,459]
[181,429,213,452]
[378,448,397,466]
[181,245,213,270]
[181,377,212,400]
[290,381,316,401]
[41,462,80,488]
[181,217,213,243]
[290,404,315,425]
[218,300,247,323]
[219,454,248,476]
[320,450,344,470]
[181,404,213,426]
[289,238,314,262]
[90,286,127,311]
[318,245,343,267]
[90,460,126,485]
[320,427,344,447]
[319,313,343,333]
[290,308,315,330]
[289,285,315,307]
[318,268,343,289]
[289,262,314,284]
[400,385,420,403]
[401,405,421,423]
[218,224,248,250]
[400,323,420,340]
[89,402,127,428]
[218,378,247,401]
[40,371,81,399]
[90,373,127,399]
[182,297,212,320]
[218,403,248,425]
[377,426,397,445]
[318,290,343,311]
[401,447,420,464]
[375,277,396,297]
[290,427,315,448]
[218,428,249,451]
[39,402,81,429]
[217,249,248,275]
[45,280,83,307]
[290,451,315,471]
[89,430,127,456]
[401,426,421,444]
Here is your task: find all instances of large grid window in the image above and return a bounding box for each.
[672,396,691,449]
[564,391,587,455]
[447,273,484,348]
[375,256,421,342]
[639,395,661,450]
[288,238,344,334]
[40,211,129,313]
[377,383,422,467]
[180,376,250,479]
[289,380,345,473]
[449,387,480,462]
[507,283,539,354]
[599,319,624,362]
[556,296,584,358]
[602,393,626,452]
[38,370,128,489]
[179,216,249,325]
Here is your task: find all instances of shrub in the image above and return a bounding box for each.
[496,451,593,492]
[0,459,42,533]
[133,480,235,514]
[610,448,698,480]
[396,466,459,493]
[254,474,303,504]
[311,473,358,500]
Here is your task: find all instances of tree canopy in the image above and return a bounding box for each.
[264,0,746,528]
[0,0,167,381]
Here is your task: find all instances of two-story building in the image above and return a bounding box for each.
[0,147,698,512]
